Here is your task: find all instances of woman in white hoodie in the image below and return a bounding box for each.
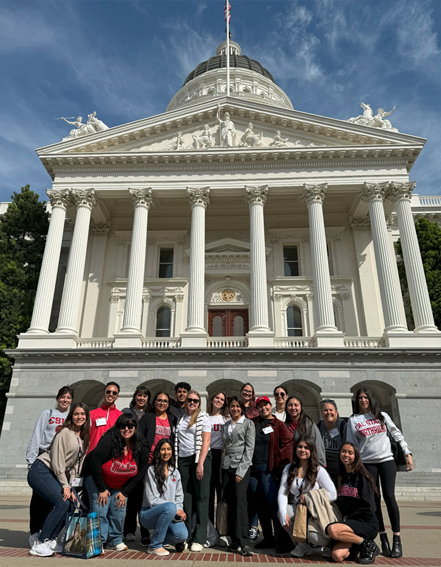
[346,387,413,559]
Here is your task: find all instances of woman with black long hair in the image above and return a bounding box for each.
[277,435,336,558]
[84,413,149,551]
[326,442,379,564]
[139,438,188,556]
[207,391,228,527]
[123,385,151,420]
[27,402,90,557]
[346,387,413,558]
[284,396,326,466]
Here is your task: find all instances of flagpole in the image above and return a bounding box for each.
[226,1,230,97]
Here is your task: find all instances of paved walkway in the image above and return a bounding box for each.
[0,496,440,566]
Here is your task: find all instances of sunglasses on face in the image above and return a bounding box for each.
[275,393,286,397]
[187,398,200,404]
[106,390,118,396]
[119,424,135,430]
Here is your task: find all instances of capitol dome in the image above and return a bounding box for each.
[166,40,293,112]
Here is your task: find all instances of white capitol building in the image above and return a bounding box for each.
[1,40,441,493]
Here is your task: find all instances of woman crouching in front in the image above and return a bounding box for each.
[140,438,188,556]
[326,442,379,564]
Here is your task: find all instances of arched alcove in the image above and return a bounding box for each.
[278,379,323,422]
[70,380,107,410]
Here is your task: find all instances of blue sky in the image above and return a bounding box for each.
[1,0,440,203]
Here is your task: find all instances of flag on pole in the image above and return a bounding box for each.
[224,0,231,22]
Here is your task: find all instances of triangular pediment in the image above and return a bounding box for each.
[205,238,251,254]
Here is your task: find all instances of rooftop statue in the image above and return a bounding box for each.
[60,112,109,140]
[240,122,262,147]
[270,131,289,147]
[192,125,212,149]
[348,102,398,132]
[217,106,236,147]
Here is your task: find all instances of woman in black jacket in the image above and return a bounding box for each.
[139,391,176,461]
[326,442,379,564]
[84,413,149,551]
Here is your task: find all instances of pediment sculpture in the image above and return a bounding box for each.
[348,102,398,132]
[60,111,109,140]
[240,122,262,147]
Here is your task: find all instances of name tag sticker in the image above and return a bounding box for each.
[263,426,274,434]
[329,428,339,438]
[71,478,83,487]
[96,417,107,427]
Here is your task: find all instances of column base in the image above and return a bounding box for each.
[383,330,441,348]
[113,332,143,348]
[17,333,79,349]
[313,331,345,348]
[25,328,50,335]
[246,330,274,348]
[414,325,441,334]
[180,332,208,348]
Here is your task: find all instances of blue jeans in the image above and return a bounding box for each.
[27,459,72,542]
[85,476,127,547]
[140,503,188,550]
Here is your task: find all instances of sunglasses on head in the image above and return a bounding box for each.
[187,398,200,404]
[106,390,118,396]
[119,423,135,430]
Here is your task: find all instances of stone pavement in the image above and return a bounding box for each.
[0,495,440,566]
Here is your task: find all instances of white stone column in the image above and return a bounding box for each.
[361,183,408,335]
[26,190,70,334]
[185,187,210,334]
[120,188,153,334]
[303,184,342,346]
[56,189,96,334]
[245,186,271,333]
[389,182,440,334]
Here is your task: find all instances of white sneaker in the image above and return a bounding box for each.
[29,532,40,548]
[125,533,136,542]
[290,542,313,558]
[114,542,128,551]
[190,542,204,552]
[47,538,63,553]
[29,541,54,557]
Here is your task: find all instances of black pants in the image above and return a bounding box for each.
[209,448,222,526]
[365,460,400,533]
[222,467,250,548]
[29,489,54,534]
[178,452,212,545]
[123,479,149,538]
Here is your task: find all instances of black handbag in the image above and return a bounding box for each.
[386,428,407,470]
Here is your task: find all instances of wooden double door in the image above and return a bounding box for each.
[208,309,249,337]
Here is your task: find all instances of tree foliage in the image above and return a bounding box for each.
[396,217,441,329]
[0,186,49,426]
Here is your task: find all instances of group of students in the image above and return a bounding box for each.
[25,380,412,563]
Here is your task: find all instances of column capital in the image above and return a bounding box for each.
[360,182,389,204]
[388,181,417,204]
[302,183,328,205]
[187,187,210,208]
[91,221,111,235]
[129,187,153,209]
[245,185,268,206]
[70,188,97,210]
[350,216,370,231]
[47,189,70,210]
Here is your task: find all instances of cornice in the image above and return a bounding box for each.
[40,145,420,180]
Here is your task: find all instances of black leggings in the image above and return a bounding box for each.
[364,460,400,533]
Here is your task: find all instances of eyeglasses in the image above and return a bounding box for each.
[156,399,168,404]
[275,393,286,398]
[119,424,135,430]
[187,398,200,404]
[106,390,118,396]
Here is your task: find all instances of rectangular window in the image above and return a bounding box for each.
[158,248,174,278]
[283,246,299,276]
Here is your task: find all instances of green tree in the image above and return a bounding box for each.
[0,186,49,427]
[396,217,441,329]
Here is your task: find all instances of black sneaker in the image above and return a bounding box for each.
[227,542,240,552]
[175,542,187,553]
[358,539,380,564]
[140,536,151,547]
[254,537,276,550]
[240,545,254,556]
[249,527,259,542]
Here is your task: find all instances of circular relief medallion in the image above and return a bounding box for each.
[221,288,236,302]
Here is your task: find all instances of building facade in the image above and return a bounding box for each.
[2,40,441,491]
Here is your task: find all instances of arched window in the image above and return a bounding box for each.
[286,305,303,336]
[155,306,171,337]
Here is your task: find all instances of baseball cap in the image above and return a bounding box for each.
[255,396,271,406]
